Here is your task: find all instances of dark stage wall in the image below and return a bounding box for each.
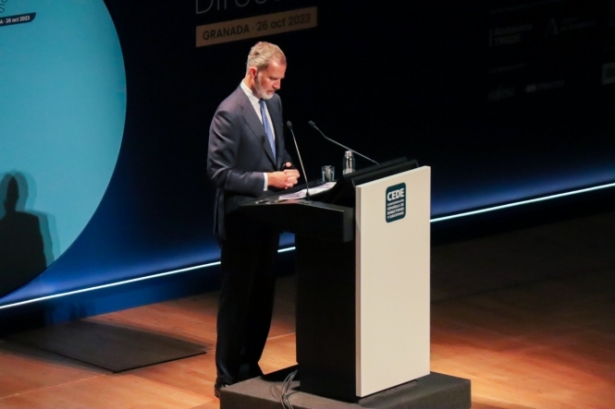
[1,0,613,316]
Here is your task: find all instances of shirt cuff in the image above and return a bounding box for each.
[263,172,268,191]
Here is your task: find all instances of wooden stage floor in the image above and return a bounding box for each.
[1,212,614,408]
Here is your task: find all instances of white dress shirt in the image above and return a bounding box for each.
[239,80,275,191]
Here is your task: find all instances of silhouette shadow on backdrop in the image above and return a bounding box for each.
[0,173,54,298]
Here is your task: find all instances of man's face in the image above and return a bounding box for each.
[253,59,286,100]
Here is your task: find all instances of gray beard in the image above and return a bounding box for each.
[254,74,274,100]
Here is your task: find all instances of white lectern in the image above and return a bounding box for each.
[355,165,431,396]
[240,159,431,402]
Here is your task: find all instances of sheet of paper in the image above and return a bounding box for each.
[278,182,336,201]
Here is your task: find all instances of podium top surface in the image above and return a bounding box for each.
[237,158,420,242]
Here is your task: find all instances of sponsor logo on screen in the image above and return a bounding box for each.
[488,24,532,47]
[525,80,565,93]
[488,85,516,102]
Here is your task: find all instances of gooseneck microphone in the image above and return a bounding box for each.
[286,121,311,200]
[307,120,379,165]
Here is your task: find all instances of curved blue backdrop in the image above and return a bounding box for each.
[0,0,125,297]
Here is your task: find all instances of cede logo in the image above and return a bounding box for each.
[386,183,406,223]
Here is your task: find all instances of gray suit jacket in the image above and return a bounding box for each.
[207,86,291,239]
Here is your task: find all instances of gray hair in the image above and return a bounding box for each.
[246,41,286,73]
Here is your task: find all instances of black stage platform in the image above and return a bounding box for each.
[220,366,471,409]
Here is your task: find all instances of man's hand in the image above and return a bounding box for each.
[268,164,300,189]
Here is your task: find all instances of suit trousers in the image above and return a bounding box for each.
[215,211,280,385]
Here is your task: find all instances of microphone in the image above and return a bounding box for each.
[307,121,379,165]
[286,121,311,200]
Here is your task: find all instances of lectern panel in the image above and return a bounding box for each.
[355,166,431,397]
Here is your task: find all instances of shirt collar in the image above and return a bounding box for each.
[240,80,261,105]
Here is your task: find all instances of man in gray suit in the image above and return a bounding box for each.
[207,41,300,397]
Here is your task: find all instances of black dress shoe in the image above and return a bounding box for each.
[214,382,229,398]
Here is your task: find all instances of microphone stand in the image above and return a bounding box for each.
[286,121,311,200]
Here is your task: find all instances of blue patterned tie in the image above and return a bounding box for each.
[259,99,276,158]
